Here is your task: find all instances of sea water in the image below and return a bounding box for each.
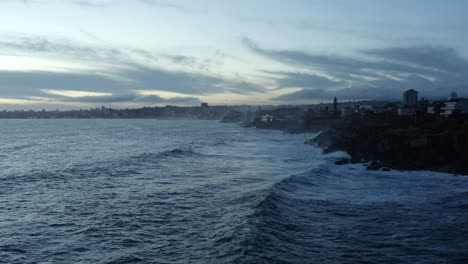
[0,120,467,263]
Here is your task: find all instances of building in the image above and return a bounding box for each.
[201,102,209,108]
[398,107,417,116]
[427,106,437,115]
[450,91,458,100]
[441,98,468,117]
[398,89,419,116]
[403,89,418,106]
[342,107,354,118]
[333,97,338,116]
[261,114,274,123]
[359,105,373,111]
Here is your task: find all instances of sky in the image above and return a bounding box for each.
[0,0,468,110]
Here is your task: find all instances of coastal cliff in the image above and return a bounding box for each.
[311,115,468,175]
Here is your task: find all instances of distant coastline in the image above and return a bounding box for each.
[4,99,468,176]
[0,105,231,120]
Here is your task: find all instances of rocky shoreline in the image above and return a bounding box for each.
[231,107,468,175]
[308,118,468,175]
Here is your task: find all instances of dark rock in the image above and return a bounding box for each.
[381,167,392,171]
[351,156,363,163]
[311,130,332,149]
[366,161,382,171]
[335,158,350,165]
[312,116,468,175]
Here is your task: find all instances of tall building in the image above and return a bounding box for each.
[450,91,458,100]
[403,89,418,106]
[332,97,339,117]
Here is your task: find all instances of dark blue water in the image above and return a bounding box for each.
[0,120,467,263]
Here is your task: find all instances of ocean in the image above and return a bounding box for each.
[0,120,467,263]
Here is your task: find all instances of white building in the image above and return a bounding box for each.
[261,114,274,123]
[441,99,468,117]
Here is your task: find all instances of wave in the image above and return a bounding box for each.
[438,191,468,209]
[159,146,197,157]
[2,143,39,152]
[0,146,202,183]
[225,158,468,263]
[212,167,323,263]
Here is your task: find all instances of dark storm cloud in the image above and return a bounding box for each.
[123,65,264,95]
[275,86,398,101]
[136,95,200,104]
[274,74,454,101]
[0,35,264,105]
[0,36,125,62]
[243,37,441,77]
[60,94,137,103]
[225,81,264,94]
[243,37,363,71]
[0,71,128,97]
[266,71,344,89]
[275,71,452,101]
[0,66,264,101]
[362,46,468,74]
[165,55,197,66]
[0,35,183,68]
[57,93,200,104]
[123,65,222,94]
[244,37,468,101]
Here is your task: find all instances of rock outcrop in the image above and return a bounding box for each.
[310,116,468,175]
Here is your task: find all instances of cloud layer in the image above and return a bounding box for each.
[1,0,468,108]
[244,37,468,101]
[0,35,264,107]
